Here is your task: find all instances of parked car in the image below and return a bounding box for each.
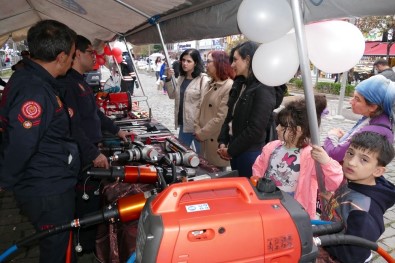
[136,59,154,71]
[84,70,101,92]
[136,60,148,70]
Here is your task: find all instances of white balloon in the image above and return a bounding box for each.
[252,32,299,86]
[237,0,293,43]
[305,21,365,73]
[112,41,133,52]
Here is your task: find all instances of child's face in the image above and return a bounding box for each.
[276,123,301,148]
[276,123,289,143]
[343,145,385,185]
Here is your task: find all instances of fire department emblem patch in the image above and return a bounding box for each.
[68,107,74,118]
[21,101,42,119]
[23,121,32,129]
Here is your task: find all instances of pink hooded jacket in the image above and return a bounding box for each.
[252,140,343,219]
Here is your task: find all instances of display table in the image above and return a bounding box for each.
[94,92,225,262]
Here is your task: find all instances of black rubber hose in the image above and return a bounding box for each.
[155,167,168,191]
[16,204,119,248]
[17,223,71,248]
[316,234,378,251]
[312,221,344,236]
[87,166,125,180]
[158,155,176,183]
[162,155,177,183]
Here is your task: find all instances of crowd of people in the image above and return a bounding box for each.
[0,18,395,263]
[163,42,395,263]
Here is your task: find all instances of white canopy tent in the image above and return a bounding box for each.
[1,0,394,47]
[1,0,394,197]
[149,53,165,60]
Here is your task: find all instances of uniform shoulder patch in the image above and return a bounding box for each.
[23,121,32,129]
[21,101,42,119]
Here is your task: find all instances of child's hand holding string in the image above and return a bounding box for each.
[311,145,331,164]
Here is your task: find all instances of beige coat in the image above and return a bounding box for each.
[194,78,233,167]
[166,74,209,132]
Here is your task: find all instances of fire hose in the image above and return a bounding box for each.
[0,191,150,263]
[0,165,162,263]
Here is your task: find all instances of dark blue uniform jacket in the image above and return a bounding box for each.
[0,59,79,196]
[58,69,119,167]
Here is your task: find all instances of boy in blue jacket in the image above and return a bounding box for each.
[320,131,395,263]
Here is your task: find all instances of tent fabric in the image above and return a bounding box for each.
[0,27,30,48]
[364,41,395,56]
[1,0,395,45]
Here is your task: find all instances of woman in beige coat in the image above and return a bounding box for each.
[165,48,209,153]
[194,51,235,169]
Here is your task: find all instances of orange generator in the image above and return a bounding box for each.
[136,177,317,262]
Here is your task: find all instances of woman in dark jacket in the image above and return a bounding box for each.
[217,41,284,177]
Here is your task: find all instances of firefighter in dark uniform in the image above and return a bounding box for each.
[0,20,78,263]
[120,51,137,95]
[58,35,128,255]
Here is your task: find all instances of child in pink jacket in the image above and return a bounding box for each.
[252,96,343,219]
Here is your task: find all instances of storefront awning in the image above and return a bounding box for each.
[364,41,395,56]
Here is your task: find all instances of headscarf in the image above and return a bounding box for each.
[356,75,395,121]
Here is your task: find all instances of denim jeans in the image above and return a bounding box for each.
[230,150,261,178]
[178,125,201,154]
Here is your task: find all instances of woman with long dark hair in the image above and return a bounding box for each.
[217,41,285,177]
[165,48,209,152]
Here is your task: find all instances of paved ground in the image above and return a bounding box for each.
[0,70,394,262]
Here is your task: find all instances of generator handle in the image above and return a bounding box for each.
[152,177,254,213]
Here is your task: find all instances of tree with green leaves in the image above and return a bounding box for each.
[356,15,395,59]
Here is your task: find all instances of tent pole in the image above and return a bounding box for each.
[148,45,151,71]
[154,23,177,88]
[335,18,357,120]
[335,72,347,120]
[290,0,326,195]
[114,0,151,18]
[120,36,151,110]
[290,0,320,144]
[114,0,176,87]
